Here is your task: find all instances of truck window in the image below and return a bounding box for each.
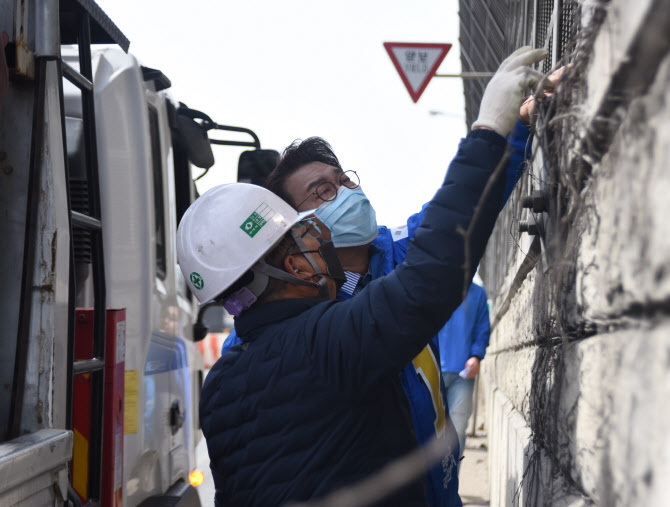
[148,106,166,280]
[170,103,195,301]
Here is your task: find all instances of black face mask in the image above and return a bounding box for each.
[299,240,347,291]
[252,225,346,299]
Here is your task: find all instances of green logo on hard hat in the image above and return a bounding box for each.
[190,272,204,290]
[240,203,276,238]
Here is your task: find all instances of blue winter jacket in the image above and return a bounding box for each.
[438,283,490,372]
[340,244,461,507]
[201,128,508,506]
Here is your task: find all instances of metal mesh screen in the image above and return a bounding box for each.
[460,0,538,128]
[459,0,533,291]
[506,0,534,55]
[559,0,577,58]
[478,179,529,297]
[459,0,577,295]
[459,0,512,129]
[535,0,554,72]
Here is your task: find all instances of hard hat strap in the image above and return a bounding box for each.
[289,226,346,291]
[290,230,324,275]
[252,261,331,299]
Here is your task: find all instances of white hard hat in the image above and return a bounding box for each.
[177,183,304,305]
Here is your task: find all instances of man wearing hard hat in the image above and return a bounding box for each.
[178,47,548,506]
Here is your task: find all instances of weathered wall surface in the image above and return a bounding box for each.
[479,0,670,504]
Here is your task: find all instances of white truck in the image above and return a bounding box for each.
[0,1,275,505]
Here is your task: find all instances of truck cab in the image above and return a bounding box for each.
[0,1,271,504]
[62,43,204,504]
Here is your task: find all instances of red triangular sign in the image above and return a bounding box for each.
[383,42,452,103]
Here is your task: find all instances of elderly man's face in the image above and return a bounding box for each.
[295,232,338,299]
[283,162,346,212]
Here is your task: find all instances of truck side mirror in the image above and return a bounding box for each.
[177,115,215,169]
[194,302,227,341]
[237,149,279,187]
[193,321,208,342]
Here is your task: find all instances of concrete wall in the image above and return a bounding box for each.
[479,0,670,504]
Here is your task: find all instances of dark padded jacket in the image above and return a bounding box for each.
[200,128,507,506]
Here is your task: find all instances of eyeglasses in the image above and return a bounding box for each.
[295,170,360,210]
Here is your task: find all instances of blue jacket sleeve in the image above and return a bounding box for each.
[302,129,508,394]
[221,329,241,355]
[469,289,490,360]
[371,205,427,277]
[501,120,532,208]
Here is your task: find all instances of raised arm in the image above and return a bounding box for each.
[305,48,549,393]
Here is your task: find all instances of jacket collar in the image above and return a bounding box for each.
[234,297,327,342]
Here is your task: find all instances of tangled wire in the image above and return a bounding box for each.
[504,1,612,505]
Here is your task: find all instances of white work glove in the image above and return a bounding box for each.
[472,46,549,136]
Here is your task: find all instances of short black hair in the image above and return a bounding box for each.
[265,137,342,207]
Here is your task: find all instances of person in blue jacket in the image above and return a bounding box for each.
[438,279,490,468]
[218,59,550,507]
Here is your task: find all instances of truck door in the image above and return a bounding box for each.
[146,94,198,487]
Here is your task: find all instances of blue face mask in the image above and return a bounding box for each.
[314,186,378,248]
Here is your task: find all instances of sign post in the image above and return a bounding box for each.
[383,42,452,103]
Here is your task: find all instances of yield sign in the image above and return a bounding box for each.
[383,42,452,103]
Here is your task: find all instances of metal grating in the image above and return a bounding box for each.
[60,0,130,51]
[459,0,531,294]
[535,0,554,72]
[459,0,512,129]
[489,1,508,32]
[459,0,540,129]
[506,0,534,54]
[535,0,553,50]
[559,1,577,58]
[460,0,578,132]
[70,179,92,264]
[459,0,578,296]
[479,175,528,295]
[526,0,535,49]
